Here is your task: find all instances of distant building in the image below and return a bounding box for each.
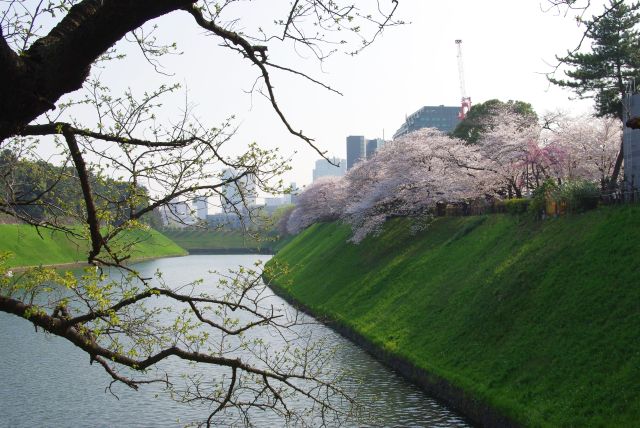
[261,197,287,216]
[220,168,257,212]
[206,212,244,229]
[194,197,208,221]
[313,157,347,182]
[264,197,285,207]
[159,198,196,228]
[290,182,300,204]
[623,93,640,193]
[346,135,366,170]
[393,105,461,139]
[256,181,299,216]
[366,138,385,158]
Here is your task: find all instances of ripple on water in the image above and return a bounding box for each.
[0,255,470,428]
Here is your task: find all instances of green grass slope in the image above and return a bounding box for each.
[161,229,279,252]
[0,225,186,268]
[268,206,640,427]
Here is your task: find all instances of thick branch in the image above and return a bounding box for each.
[65,286,279,333]
[0,294,286,379]
[186,6,329,160]
[0,0,197,140]
[207,366,237,426]
[21,123,195,147]
[61,124,103,261]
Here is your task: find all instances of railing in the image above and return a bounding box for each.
[432,189,640,219]
[601,188,640,204]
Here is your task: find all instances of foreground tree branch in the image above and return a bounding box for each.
[2,293,264,371]
[0,1,401,424]
[1,0,199,140]
[185,5,330,159]
[0,259,353,425]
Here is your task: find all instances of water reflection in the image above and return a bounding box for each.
[0,255,469,427]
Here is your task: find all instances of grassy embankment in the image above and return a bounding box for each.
[268,205,640,427]
[161,229,289,253]
[0,224,187,268]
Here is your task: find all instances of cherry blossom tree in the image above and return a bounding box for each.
[342,128,493,242]
[477,110,543,198]
[287,176,347,235]
[291,113,619,243]
[543,114,622,189]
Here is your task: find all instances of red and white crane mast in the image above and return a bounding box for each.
[455,39,472,120]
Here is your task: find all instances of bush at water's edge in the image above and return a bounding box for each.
[265,205,640,427]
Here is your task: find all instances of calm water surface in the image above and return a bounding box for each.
[0,255,469,427]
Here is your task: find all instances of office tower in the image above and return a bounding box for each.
[313,157,347,181]
[366,138,385,158]
[346,135,366,170]
[393,105,461,139]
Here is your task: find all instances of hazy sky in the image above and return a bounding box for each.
[94,0,610,189]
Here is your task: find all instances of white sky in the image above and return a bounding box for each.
[85,0,611,188]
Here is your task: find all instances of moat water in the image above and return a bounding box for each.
[0,254,470,427]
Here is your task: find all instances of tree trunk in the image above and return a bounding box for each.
[0,0,197,141]
[608,139,624,193]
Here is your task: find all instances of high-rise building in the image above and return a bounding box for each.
[262,181,298,212]
[220,168,257,212]
[264,197,285,207]
[312,157,347,181]
[159,198,196,228]
[346,135,366,170]
[290,182,300,204]
[393,105,461,139]
[194,197,208,220]
[366,138,385,158]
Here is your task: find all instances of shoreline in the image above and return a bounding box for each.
[7,250,279,272]
[266,278,519,428]
[8,253,187,272]
[186,248,274,255]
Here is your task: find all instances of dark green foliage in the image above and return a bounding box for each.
[161,205,293,252]
[268,205,640,426]
[0,150,151,225]
[499,198,530,215]
[548,0,640,119]
[528,179,559,218]
[552,180,600,213]
[528,179,601,217]
[161,229,287,253]
[272,204,295,237]
[0,149,55,220]
[451,99,537,144]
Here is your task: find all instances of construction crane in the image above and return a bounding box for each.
[455,39,472,120]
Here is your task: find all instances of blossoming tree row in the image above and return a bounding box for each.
[286,111,621,242]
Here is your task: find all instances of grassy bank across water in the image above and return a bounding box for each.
[267,205,640,427]
[161,229,290,254]
[0,225,187,268]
